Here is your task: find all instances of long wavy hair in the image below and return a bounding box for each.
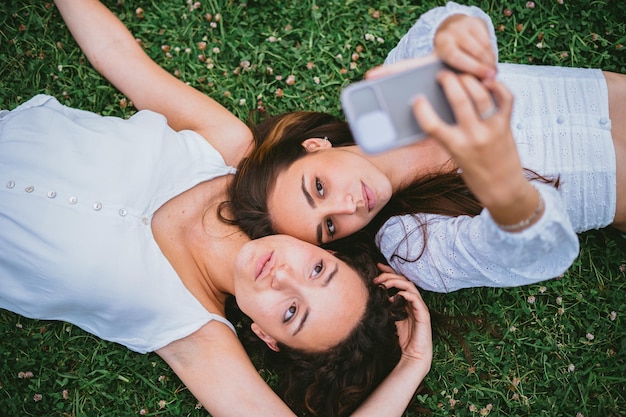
[226,235,411,417]
[220,111,559,253]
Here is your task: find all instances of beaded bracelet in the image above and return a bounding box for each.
[497,191,544,232]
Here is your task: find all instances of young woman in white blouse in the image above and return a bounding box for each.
[226,2,626,293]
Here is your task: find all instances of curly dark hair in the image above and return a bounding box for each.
[226,236,412,417]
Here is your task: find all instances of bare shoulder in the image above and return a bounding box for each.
[156,319,243,367]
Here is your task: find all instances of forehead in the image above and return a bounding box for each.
[297,262,368,351]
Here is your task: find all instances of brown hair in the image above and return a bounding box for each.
[221,111,559,256]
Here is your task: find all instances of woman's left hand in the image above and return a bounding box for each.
[374,264,432,365]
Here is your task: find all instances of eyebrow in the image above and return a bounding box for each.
[293,263,338,336]
[301,175,324,245]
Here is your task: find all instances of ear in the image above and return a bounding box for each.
[251,323,280,352]
[301,137,332,153]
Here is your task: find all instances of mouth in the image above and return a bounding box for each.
[255,251,274,281]
[362,182,376,212]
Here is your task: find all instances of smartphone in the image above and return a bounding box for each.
[340,58,455,154]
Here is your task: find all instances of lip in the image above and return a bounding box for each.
[254,251,274,282]
[362,182,376,212]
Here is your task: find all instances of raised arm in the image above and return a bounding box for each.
[53,0,252,166]
[158,316,431,417]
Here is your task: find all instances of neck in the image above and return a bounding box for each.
[345,139,451,192]
[152,178,247,310]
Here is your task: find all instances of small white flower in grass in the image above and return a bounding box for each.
[558,307,565,315]
[185,48,191,54]
[469,404,478,412]
[526,1,535,8]
[212,47,220,54]
[610,311,617,321]
[275,75,283,81]
[509,325,516,332]
[336,53,343,60]
[174,46,181,53]
[159,400,166,409]
[139,408,147,415]
[239,99,246,106]
[18,371,34,379]
[33,394,42,402]
[527,295,536,304]
[377,37,385,43]
[313,76,320,84]
[214,13,221,22]
[586,332,594,341]
[365,33,375,41]
[307,61,315,70]
[539,286,546,293]
[536,42,543,49]
[576,413,583,417]
[556,296,562,305]
[512,393,520,400]
[568,364,575,372]
[286,75,296,85]
[268,36,277,43]
[210,22,217,28]
[16,323,22,328]
[350,62,357,70]
[62,390,69,400]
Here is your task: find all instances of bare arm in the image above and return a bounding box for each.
[53,0,252,166]
[158,318,431,417]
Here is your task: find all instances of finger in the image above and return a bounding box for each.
[484,79,513,119]
[459,74,496,118]
[394,290,430,319]
[467,25,497,71]
[435,71,481,130]
[412,93,456,145]
[373,272,410,285]
[376,276,420,293]
[365,54,439,80]
[438,33,496,80]
[377,262,396,274]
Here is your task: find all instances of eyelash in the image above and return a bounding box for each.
[284,303,297,322]
[312,260,324,278]
[315,178,336,239]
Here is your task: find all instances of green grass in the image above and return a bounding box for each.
[1,0,625,416]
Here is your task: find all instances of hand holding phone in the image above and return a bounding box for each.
[341,57,455,154]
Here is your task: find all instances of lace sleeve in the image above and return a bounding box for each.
[375,182,579,293]
[384,1,499,65]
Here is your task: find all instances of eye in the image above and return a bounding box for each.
[284,303,297,322]
[312,260,324,278]
[315,178,325,197]
[325,218,335,237]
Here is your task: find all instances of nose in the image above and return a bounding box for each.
[333,194,357,215]
[270,264,293,290]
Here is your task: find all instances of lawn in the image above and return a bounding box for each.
[1,0,625,416]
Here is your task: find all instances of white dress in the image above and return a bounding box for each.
[0,95,236,353]
[376,2,615,293]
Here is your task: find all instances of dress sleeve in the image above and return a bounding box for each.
[375,182,580,293]
[384,1,499,65]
